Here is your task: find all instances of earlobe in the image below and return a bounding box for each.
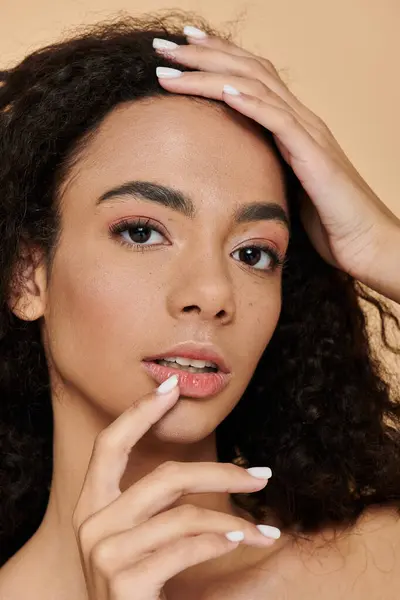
[7,245,48,322]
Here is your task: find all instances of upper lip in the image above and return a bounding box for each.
[143,341,231,374]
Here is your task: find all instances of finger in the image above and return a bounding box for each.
[89,505,280,580]
[108,533,243,600]
[182,32,326,128]
[73,376,180,523]
[157,64,332,152]
[156,66,325,145]
[184,31,282,76]
[155,41,305,118]
[78,461,272,542]
[156,68,291,113]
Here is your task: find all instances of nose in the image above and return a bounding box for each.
[166,250,236,324]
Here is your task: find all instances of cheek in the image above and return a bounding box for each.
[42,246,159,406]
[223,286,282,410]
[238,287,282,365]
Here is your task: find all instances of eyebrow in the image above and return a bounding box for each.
[96,180,290,232]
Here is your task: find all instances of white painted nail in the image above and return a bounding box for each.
[156,375,179,394]
[256,525,281,540]
[246,467,272,479]
[225,530,245,542]
[156,67,183,79]
[183,26,207,39]
[153,38,179,50]
[223,84,240,96]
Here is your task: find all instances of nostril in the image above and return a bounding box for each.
[182,305,200,313]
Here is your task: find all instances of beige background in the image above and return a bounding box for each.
[1,0,399,376]
[1,0,399,216]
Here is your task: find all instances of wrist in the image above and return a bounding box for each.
[364,220,400,304]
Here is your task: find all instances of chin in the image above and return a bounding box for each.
[148,399,217,444]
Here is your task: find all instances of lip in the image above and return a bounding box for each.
[142,341,232,399]
[142,341,231,374]
[141,360,232,398]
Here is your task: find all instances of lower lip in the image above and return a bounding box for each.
[141,361,231,398]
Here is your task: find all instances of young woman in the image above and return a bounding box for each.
[0,10,399,600]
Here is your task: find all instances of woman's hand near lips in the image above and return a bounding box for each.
[153,27,400,305]
[72,375,279,600]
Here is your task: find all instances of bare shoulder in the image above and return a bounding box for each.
[0,557,25,600]
[0,550,41,600]
[0,541,70,600]
[260,505,400,600]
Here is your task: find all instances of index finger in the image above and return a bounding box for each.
[73,376,180,521]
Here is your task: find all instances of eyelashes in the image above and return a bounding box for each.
[108,216,287,273]
[110,216,166,247]
[237,244,285,272]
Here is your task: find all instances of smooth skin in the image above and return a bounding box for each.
[155,28,400,305]
[73,379,277,599]
[57,29,400,600]
[1,25,400,600]
[1,50,292,600]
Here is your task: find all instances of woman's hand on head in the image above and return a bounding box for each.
[71,374,278,599]
[153,27,400,303]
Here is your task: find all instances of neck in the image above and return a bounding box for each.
[20,389,243,599]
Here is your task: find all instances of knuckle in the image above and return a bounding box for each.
[225,461,246,476]
[315,130,327,145]
[310,114,331,136]
[261,57,278,73]
[130,394,151,411]
[91,541,115,576]
[313,114,328,129]
[280,111,298,129]
[311,124,330,146]
[156,459,180,477]
[76,516,97,549]
[93,428,117,453]
[244,56,263,72]
[175,503,202,520]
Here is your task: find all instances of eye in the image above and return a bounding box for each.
[109,219,285,273]
[109,218,167,248]
[231,244,284,273]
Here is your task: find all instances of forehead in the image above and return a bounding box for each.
[60,96,288,213]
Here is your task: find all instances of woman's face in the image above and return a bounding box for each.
[42,97,290,442]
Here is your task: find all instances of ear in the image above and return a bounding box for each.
[7,242,48,321]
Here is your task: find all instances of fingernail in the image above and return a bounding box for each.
[256,525,281,540]
[223,84,241,96]
[156,375,179,394]
[246,467,272,479]
[225,530,245,542]
[183,26,207,39]
[156,67,183,79]
[153,38,179,50]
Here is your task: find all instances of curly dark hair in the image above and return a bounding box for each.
[1,9,400,568]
